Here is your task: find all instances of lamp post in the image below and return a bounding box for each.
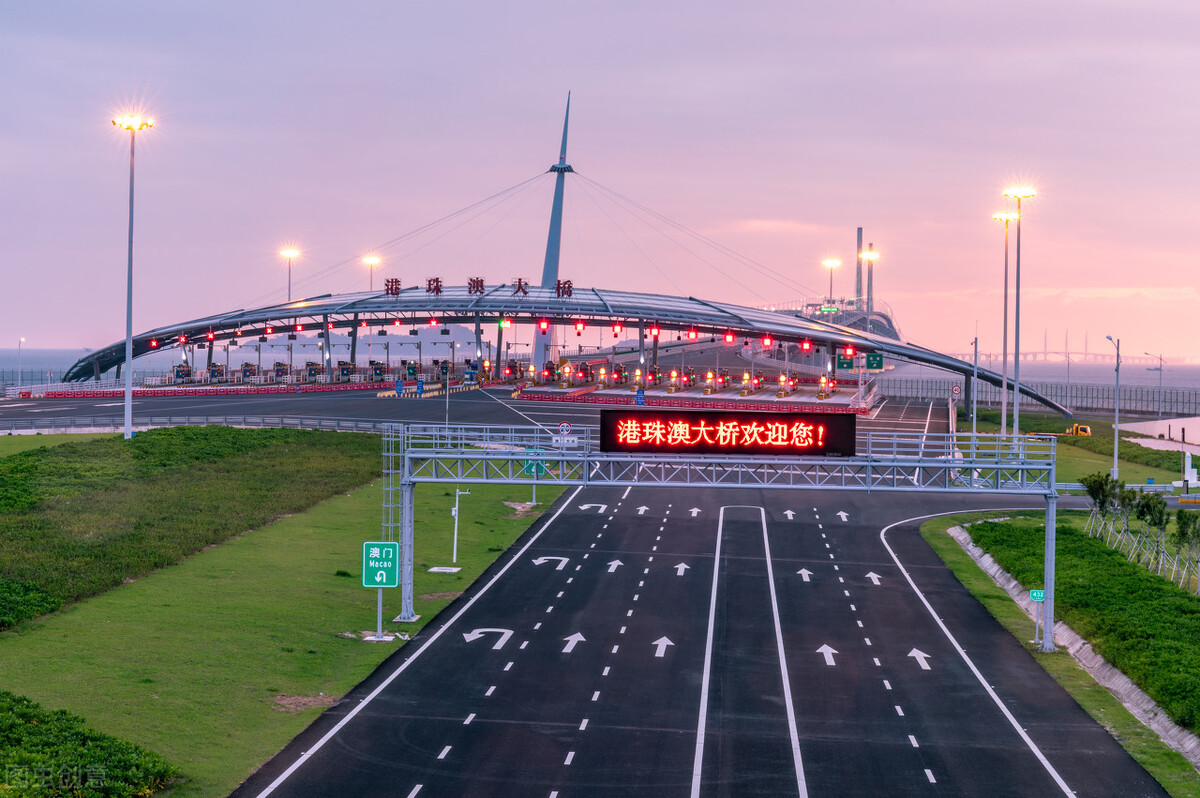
[992,211,1019,437]
[1145,352,1164,417]
[113,114,154,440]
[451,487,470,563]
[1107,335,1121,480]
[280,248,300,302]
[1003,186,1035,438]
[17,337,25,389]
[362,255,381,292]
[822,259,841,307]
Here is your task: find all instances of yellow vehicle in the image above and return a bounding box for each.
[1066,424,1091,436]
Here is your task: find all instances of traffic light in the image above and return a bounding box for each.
[687,329,698,340]
[538,319,550,334]
[295,324,304,332]
[762,335,773,348]
[149,339,159,348]
[724,332,735,344]
[612,323,623,337]
[206,331,215,341]
[327,322,335,330]
[843,345,856,357]
[801,339,813,353]
[179,335,188,344]
[649,325,660,338]
[407,363,417,377]
[498,318,511,328]
[575,320,585,335]
[429,317,439,326]
[440,362,449,375]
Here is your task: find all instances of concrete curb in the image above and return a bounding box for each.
[947,523,1200,770]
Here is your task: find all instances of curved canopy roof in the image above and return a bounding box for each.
[65,282,1067,414]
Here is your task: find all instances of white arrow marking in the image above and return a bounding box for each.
[652,637,675,657]
[865,572,882,586]
[908,648,932,670]
[636,505,650,515]
[797,568,813,582]
[578,503,608,514]
[462,628,514,650]
[674,563,690,576]
[562,633,586,653]
[532,556,569,570]
[688,507,701,517]
[836,510,849,522]
[783,509,795,520]
[816,644,839,666]
[606,559,624,573]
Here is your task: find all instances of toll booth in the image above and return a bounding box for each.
[241,362,259,379]
[370,362,386,381]
[273,362,289,380]
[305,362,322,381]
[173,363,192,382]
[338,361,353,381]
[208,363,226,382]
[503,360,520,381]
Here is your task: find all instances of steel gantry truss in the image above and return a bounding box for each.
[381,424,1063,651]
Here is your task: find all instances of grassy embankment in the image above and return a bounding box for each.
[0,428,563,796]
[922,510,1200,797]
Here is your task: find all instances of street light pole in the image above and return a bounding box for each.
[1107,335,1121,480]
[992,212,1019,438]
[1145,352,1164,417]
[1003,186,1036,439]
[452,487,470,563]
[822,259,841,308]
[17,337,25,389]
[113,114,153,440]
[280,248,300,302]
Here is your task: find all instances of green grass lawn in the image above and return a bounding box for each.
[921,512,1200,797]
[0,478,564,796]
[0,432,117,456]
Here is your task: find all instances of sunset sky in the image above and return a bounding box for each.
[3,2,1197,360]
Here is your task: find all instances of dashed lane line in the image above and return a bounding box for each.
[249,486,583,797]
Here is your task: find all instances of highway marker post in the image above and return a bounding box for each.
[362,541,399,641]
[1029,588,1045,644]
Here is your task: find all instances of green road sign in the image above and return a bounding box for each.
[522,448,548,476]
[866,353,883,370]
[1030,589,1045,602]
[362,541,399,588]
[836,355,853,369]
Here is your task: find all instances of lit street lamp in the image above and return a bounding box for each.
[113,114,154,440]
[822,258,841,306]
[1003,186,1036,438]
[1107,335,1121,480]
[1144,351,1164,417]
[362,255,381,291]
[992,211,1019,437]
[17,337,25,388]
[859,247,879,331]
[280,248,300,302]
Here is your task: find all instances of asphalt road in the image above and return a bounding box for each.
[230,485,1161,798]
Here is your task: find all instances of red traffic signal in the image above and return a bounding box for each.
[724,332,735,344]
[429,317,439,326]
[801,339,813,352]
[843,345,856,357]
[612,323,623,337]
[575,320,585,335]
[295,324,304,332]
[762,335,773,348]
[538,318,550,334]
[687,329,698,340]
[149,339,159,348]
[206,331,215,341]
[649,325,660,338]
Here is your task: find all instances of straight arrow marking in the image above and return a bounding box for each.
[652,636,674,657]
[606,559,623,573]
[783,510,795,520]
[908,648,932,670]
[865,572,882,586]
[797,568,813,582]
[688,507,701,517]
[836,510,849,522]
[674,563,690,576]
[562,633,586,653]
[636,505,649,515]
[816,644,838,666]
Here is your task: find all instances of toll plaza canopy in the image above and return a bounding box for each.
[64,282,1067,414]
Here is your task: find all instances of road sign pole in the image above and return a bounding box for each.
[1041,492,1057,652]
[376,588,384,640]
[397,480,417,622]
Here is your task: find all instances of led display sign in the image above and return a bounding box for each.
[600,409,856,457]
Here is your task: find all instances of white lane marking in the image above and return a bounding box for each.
[438,745,451,760]
[895,705,905,717]
[648,556,653,561]
[873,658,881,666]
[761,507,809,798]
[534,623,542,630]
[833,565,839,571]
[564,751,575,765]
[580,718,589,730]
[504,662,513,671]
[621,486,631,499]
[843,590,850,596]
[839,577,845,583]
[485,686,496,696]
[857,620,863,628]
[575,565,582,571]
[481,389,552,429]
[611,645,619,653]
[620,626,627,634]
[406,786,422,798]
[690,505,725,798]
[883,680,891,690]
[566,578,573,584]
[850,604,856,611]
[464,713,475,725]
[633,594,639,601]
[925,769,936,784]
[644,568,650,574]
[638,581,645,587]
[864,638,872,646]
[880,511,1074,796]
[583,554,589,559]
[592,691,600,701]
[589,543,596,549]
[557,591,564,598]
[627,610,633,617]
[546,606,554,613]
[909,735,919,748]
[250,488,584,796]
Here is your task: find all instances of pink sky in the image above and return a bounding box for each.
[2,2,1197,360]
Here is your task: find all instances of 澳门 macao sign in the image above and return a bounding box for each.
[600,409,856,457]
